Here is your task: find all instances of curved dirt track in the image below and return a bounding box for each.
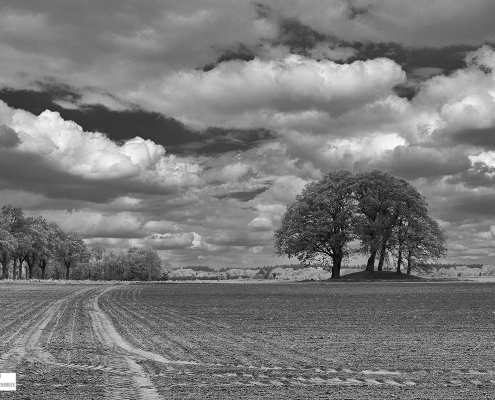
[0,284,163,399]
[1,281,495,399]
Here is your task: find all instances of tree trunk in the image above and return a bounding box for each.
[25,255,35,280]
[366,251,377,279]
[39,259,47,279]
[65,261,70,280]
[377,241,387,271]
[406,250,413,275]
[18,258,23,279]
[12,257,17,280]
[396,247,402,274]
[22,252,38,280]
[331,254,342,279]
[1,252,8,279]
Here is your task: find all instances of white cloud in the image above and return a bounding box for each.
[0,101,203,193]
[248,217,273,231]
[154,55,405,130]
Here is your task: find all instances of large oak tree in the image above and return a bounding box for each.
[274,170,355,279]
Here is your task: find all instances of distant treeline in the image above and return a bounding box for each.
[181,263,362,274]
[0,205,164,281]
[420,263,484,269]
[181,263,486,274]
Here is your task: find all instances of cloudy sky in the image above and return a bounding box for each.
[1,0,495,268]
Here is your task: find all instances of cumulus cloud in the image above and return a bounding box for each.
[155,56,405,130]
[248,217,273,231]
[0,101,203,202]
[0,124,21,148]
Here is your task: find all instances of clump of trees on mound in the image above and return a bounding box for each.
[0,205,162,281]
[274,170,447,279]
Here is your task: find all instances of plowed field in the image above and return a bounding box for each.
[1,281,495,399]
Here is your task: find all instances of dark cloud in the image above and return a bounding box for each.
[350,43,475,74]
[174,128,274,155]
[202,45,255,72]
[214,187,268,202]
[392,84,418,101]
[347,4,369,20]
[0,125,21,148]
[447,162,495,189]
[355,146,471,179]
[444,192,495,219]
[0,148,176,203]
[254,3,271,19]
[450,127,495,149]
[207,230,269,247]
[272,13,476,74]
[277,17,329,54]
[36,79,82,104]
[0,87,275,156]
[0,87,196,147]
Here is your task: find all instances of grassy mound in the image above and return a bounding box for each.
[332,270,426,281]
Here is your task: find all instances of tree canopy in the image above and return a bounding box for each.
[274,170,355,279]
[274,170,447,278]
[0,204,164,281]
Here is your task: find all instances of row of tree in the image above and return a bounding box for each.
[0,205,163,281]
[274,170,447,279]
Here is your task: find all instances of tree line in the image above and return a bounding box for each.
[0,205,163,281]
[274,170,447,279]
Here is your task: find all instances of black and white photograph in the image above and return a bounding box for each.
[1,1,495,398]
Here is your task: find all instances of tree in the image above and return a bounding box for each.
[22,216,54,280]
[58,232,89,280]
[353,170,400,277]
[377,178,429,272]
[402,216,447,274]
[274,170,355,279]
[353,170,431,278]
[0,211,17,279]
[37,222,64,279]
[274,169,446,279]
[125,247,162,281]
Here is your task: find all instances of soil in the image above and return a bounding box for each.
[1,281,495,399]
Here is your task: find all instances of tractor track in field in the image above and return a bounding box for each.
[0,285,164,399]
[0,288,86,371]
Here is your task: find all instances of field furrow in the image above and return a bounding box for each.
[2,281,495,399]
[95,281,495,399]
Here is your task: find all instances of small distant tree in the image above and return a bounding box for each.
[274,170,355,279]
[125,247,162,281]
[58,232,89,279]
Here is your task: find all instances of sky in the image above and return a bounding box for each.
[1,0,495,269]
